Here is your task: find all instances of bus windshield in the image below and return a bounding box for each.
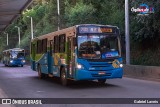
[78,34,119,59]
[11,51,24,58]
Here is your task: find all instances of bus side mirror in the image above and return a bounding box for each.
[73,37,77,46]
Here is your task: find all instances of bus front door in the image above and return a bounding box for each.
[48,40,53,74]
[67,37,75,78]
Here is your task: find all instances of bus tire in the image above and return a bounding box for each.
[38,64,45,79]
[4,62,7,66]
[61,67,69,86]
[21,65,23,67]
[98,79,106,84]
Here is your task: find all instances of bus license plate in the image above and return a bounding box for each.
[98,72,106,75]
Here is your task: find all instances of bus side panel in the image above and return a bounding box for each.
[48,52,52,74]
[51,53,68,78]
[35,53,48,74]
[51,53,61,77]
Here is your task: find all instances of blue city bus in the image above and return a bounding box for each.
[2,48,26,67]
[30,24,123,86]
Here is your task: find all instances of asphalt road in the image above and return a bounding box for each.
[0,63,160,107]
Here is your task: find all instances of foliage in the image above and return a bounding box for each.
[65,2,96,26]
[131,46,160,66]
[130,0,160,47]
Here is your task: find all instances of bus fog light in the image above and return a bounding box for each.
[10,60,13,63]
[120,64,123,68]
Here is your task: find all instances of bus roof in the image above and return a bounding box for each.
[31,24,119,41]
[3,48,24,52]
[76,24,119,29]
[32,26,75,41]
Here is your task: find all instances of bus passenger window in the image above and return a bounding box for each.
[37,40,42,54]
[42,39,47,53]
[54,36,59,53]
[59,34,66,53]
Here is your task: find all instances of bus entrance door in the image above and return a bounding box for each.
[48,40,53,74]
[68,37,75,78]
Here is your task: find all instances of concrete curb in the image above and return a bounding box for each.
[0,89,15,107]
[0,88,8,98]
[123,65,160,81]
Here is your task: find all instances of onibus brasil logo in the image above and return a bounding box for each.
[131,3,154,15]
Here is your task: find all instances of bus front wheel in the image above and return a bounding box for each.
[61,67,69,86]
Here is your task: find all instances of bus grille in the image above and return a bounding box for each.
[88,62,114,71]
[89,63,110,67]
[87,59,114,62]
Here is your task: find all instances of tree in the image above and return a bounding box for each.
[65,1,96,26]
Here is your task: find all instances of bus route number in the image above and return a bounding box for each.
[79,27,113,33]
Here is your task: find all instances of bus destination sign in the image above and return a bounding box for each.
[78,26,115,34]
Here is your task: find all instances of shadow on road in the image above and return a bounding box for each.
[0,64,24,68]
[68,81,119,89]
[31,76,120,89]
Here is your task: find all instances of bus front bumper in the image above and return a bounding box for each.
[75,68,123,81]
[9,60,25,66]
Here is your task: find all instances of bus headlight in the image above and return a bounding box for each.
[10,60,13,63]
[119,64,123,68]
[76,63,84,69]
[22,60,25,63]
